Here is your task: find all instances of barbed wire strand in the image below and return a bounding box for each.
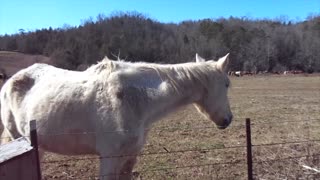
[250,119,320,126]
[0,124,246,140]
[252,139,320,148]
[40,139,320,164]
[2,118,319,140]
[254,153,320,164]
[41,144,247,164]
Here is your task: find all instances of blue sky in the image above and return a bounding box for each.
[0,0,319,35]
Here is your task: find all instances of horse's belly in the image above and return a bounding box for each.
[38,133,98,155]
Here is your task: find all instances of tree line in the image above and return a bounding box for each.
[0,12,319,72]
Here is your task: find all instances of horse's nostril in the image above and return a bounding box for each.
[225,118,230,125]
[223,115,233,127]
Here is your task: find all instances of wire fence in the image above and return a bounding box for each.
[0,122,247,141]
[1,118,320,179]
[1,118,318,141]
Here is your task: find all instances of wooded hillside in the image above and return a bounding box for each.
[1,12,319,72]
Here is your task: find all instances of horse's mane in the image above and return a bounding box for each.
[141,62,219,92]
[86,57,228,93]
[85,57,119,75]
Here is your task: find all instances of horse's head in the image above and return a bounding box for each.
[193,53,233,129]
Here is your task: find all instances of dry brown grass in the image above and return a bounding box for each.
[0,51,51,77]
[40,74,320,179]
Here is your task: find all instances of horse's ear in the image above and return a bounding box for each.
[216,53,230,72]
[196,53,205,63]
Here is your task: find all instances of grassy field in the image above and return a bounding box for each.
[42,74,320,179]
[0,51,51,77]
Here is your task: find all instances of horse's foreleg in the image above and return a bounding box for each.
[119,156,138,180]
[99,156,125,180]
[98,156,138,180]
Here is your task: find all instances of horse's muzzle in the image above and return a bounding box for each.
[217,115,233,129]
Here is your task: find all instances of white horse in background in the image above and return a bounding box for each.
[0,53,233,179]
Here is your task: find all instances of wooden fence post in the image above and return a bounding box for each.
[246,118,253,180]
[30,120,42,180]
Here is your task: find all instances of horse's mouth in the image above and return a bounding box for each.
[215,120,231,129]
[217,125,228,129]
[215,115,233,129]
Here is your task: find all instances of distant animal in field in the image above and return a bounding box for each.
[0,54,233,180]
[292,70,303,74]
[235,71,242,77]
[242,71,253,76]
[284,70,304,75]
[228,71,235,76]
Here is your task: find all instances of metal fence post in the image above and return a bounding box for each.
[246,118,253,180]
[30,120,42,180]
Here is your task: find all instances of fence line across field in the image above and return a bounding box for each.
[250,118,320,126]
[40,137,320,164]
[254,153,320,164]
[0,122,247,141]
[252,139,320,147]
[41,144,247,164]
[1,117,318,140]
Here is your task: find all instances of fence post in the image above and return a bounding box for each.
[30,120,42,180]
[246,118,253,180]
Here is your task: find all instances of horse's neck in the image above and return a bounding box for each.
[142,65,204,126]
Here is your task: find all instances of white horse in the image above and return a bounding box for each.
[0,53,233,179]
[235,71,242,77]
